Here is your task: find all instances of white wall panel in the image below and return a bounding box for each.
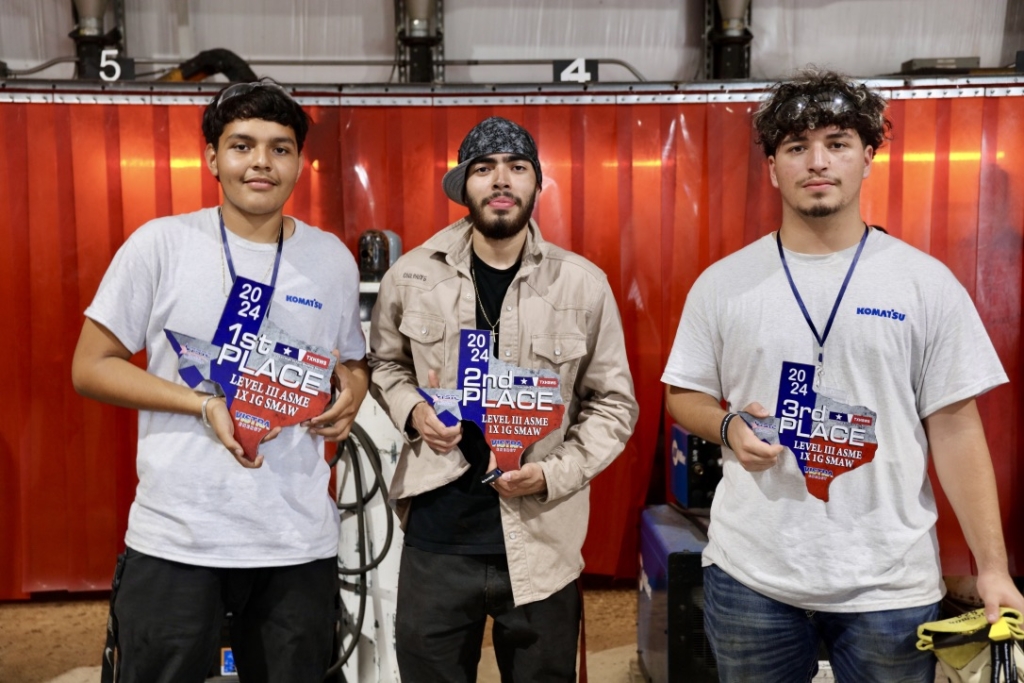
[752,0,1010,79]
[442,0,702,83]
[0,1,75,59]
[0,0,1015,83]
[0,0,81,78]
[126,0,397,82]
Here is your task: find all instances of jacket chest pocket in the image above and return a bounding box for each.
[399,311,447,383]
[531,333,588,400]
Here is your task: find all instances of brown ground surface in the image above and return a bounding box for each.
[0,596,109,683]
[0,582,636,683]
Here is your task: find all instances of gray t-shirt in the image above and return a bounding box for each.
[86,207,364,567]
[662,229,1007,611]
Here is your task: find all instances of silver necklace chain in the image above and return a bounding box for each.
[470,262,500,334]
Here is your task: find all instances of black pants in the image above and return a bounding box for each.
[396,544,581,683]
[111,547,338,683]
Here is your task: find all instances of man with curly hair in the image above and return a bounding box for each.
[662,70,1023,681]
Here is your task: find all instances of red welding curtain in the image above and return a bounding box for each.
[1,94,1021,598]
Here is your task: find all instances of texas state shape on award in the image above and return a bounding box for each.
[738,360,878,502]
[164,318,336,462]
[417,329,566,473]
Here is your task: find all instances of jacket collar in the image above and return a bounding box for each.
[423,217,546,272]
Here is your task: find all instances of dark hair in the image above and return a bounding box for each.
[201,79,311,152]
[753,69,891,157]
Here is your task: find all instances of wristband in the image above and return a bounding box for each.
[720,412,739,450]
[200,395,219,429]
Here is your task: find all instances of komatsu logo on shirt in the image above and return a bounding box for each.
[285,294,323,310]
[856,306,906,321]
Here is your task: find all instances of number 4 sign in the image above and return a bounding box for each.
[553,58,599,83]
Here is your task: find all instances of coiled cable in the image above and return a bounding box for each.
[324,421,394,681]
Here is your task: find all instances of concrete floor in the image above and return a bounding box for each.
[43,647,648,683]
[45,656,953,683]
[3,588,642,683]
[9,593,949,683]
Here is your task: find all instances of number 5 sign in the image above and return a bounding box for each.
[99,49,121,81]
[83,49,135,81]
[553,58,599,83]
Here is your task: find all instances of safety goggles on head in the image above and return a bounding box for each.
[215,79,293,109]
[775,90,856,123]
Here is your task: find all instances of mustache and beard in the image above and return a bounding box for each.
[800,202,841,219]
[796,178,844,219]
[468,190,537,240]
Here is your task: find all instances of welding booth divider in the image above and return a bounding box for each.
[0,82,1022,599]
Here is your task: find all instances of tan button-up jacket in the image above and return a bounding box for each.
[368,218,638,605]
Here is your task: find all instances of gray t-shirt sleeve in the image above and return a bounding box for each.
[84,229,156,354]
[661,270,724,401]
[916,275,1008,418]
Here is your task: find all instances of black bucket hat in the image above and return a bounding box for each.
[442,117,542,206]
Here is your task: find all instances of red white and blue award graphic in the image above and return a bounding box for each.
[417,329,565,473]
[165,275,336,461]
[740,361,878,502]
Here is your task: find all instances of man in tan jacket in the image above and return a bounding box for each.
[369,116,638,682]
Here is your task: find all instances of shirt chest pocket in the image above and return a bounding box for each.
[399,311,447,382]
[531,333,588,399]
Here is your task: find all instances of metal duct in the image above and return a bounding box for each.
[716,0,750,34]
[73,0,109,36]
[406,0,434,38]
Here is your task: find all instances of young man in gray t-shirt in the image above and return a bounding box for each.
[662,70,1023,682]
[72,81,368,683]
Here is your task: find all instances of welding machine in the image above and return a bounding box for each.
[637,504,716,683]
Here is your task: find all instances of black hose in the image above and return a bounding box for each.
[334,424,393,575]
[324,421,396,680]
[178,48,257,82]
[329,440,380,505]
[325,439,367,681]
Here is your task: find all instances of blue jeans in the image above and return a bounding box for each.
[703,565,939,683]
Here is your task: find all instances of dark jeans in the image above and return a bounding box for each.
[396,544,581,683]
[111,547,338,683]
[703,565,940,683]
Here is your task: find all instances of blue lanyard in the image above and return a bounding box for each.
[776,225,869,364]
[219,210,284,290]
